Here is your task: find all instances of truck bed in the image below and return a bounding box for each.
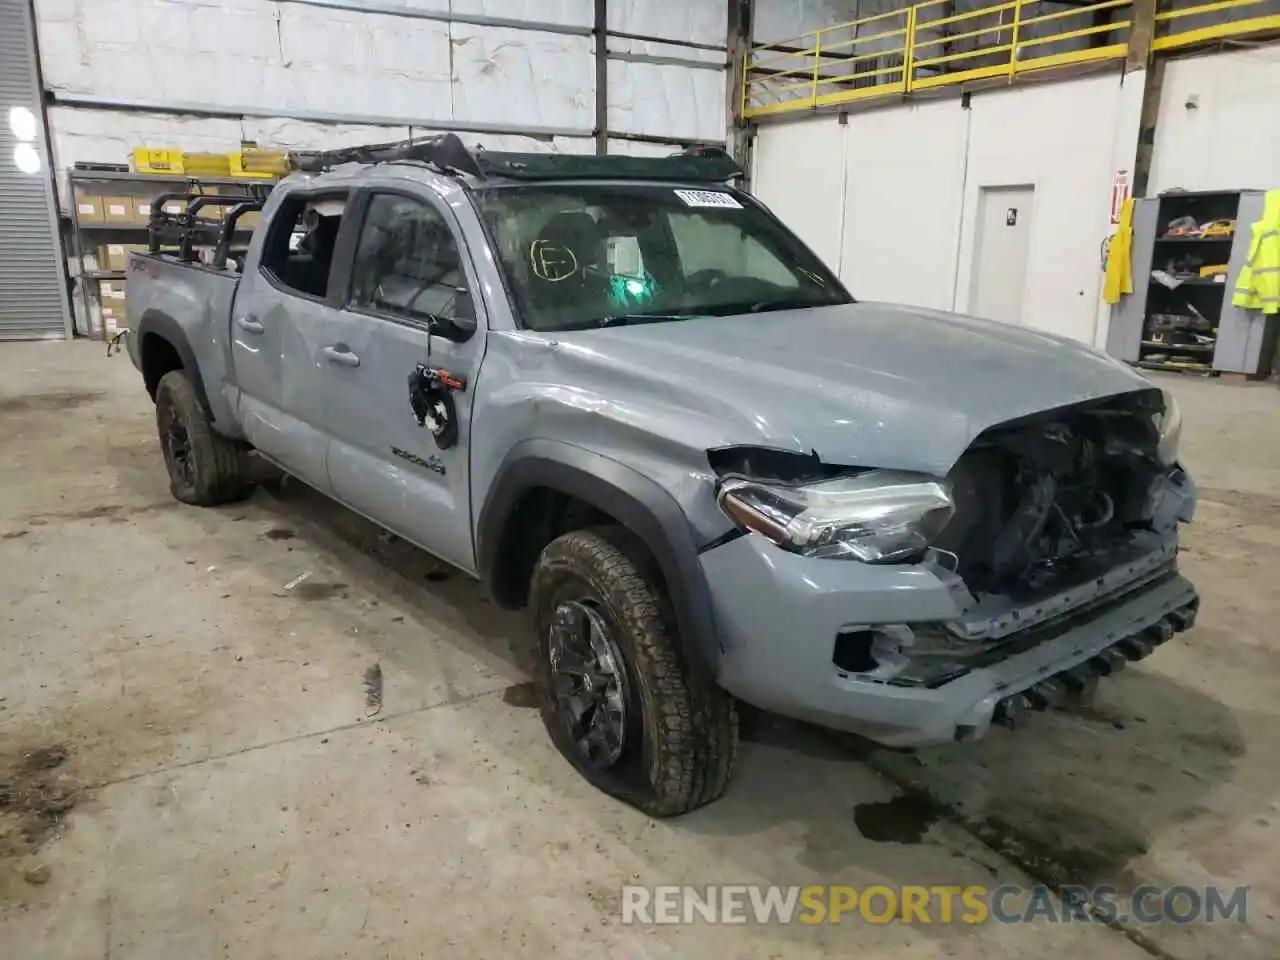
[126,252,242,431]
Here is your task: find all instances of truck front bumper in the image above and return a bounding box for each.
[700,534,1199,747]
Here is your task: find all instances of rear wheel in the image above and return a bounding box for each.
[155,370,251,506]
[529,528,738,816]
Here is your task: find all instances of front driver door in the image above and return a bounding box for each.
[321,189,484,573]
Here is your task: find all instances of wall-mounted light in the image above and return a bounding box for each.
[9,106,38,142]
[13,143,41,175]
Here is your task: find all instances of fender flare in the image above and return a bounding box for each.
[476,439,723,677]
[136,309,214,420]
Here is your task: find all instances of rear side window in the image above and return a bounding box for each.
[348,193,471,333]
[259,192,349,300]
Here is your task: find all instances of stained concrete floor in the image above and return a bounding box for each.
[0,340,1275,960]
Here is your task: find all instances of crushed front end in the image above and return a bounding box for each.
[699,386,1198,746]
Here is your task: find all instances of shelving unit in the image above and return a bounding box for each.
[67,168,275,339]
[1105,189,1278,377]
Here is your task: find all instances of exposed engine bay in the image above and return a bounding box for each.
[932,388,1174,599]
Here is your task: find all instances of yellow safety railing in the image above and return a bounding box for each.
[1153,0,1280,50]
[744,0,1279,119]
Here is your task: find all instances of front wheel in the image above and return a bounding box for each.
[154,370,251,506]
[529,528,738,816]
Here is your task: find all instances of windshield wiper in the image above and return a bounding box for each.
[597,312,697,328]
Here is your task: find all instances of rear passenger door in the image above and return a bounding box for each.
[321,190,485,573]
[232,191,353,491]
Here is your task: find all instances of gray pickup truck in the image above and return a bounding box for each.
[126,135,1198,816]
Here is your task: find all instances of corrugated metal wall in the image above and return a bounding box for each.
[0,0,69,340]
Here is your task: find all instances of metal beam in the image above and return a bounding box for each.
[1132,57,1165,198]
[607,30,727,52]
[594,0,608,154]
[1126,0,1159,71]
[725,0,752,171]
[607,50,725,70]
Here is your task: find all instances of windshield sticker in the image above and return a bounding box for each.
[674,189,742,209]
[530,240,579,282]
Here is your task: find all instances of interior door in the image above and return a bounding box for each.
[232,191,353,491]
[321,190,484,573]
[970,184,1034,325]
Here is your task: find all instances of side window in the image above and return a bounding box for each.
[669,213,798,288]
[259,192,349,300]
[348,193,473,337]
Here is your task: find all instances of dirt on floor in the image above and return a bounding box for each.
[0,341,1277,960]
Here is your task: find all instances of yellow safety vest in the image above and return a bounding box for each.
[1102,197,1134,305]
[1233,189,1280,315]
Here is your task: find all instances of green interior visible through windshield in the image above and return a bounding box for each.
[471,183,851,331]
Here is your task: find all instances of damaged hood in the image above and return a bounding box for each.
[549,301,1153,476]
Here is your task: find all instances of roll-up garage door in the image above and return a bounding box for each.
[0,0,70,340]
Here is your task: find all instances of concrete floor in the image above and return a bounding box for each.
[0,341,1276,960]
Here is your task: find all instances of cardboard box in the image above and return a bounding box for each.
[102,196,135,224]
[99,280,126,301]
[100,243,128,271]
[160,198,187,217]
[133,198,154,222]
[73,189,103,223]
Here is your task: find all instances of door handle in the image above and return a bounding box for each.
[322,345,361,368]
[236,315,264,334]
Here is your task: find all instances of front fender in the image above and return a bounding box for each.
[477,438,723,677]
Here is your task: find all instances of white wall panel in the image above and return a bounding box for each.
[1148,47,1280,194]
[606,139,679,157]
[451,25,595,129]
[607,60,726,141]
[954,74,1123,344]
[751,70,1132,344]
[608,0,726,45]
[751,117,845,271]
[840,100,967,311]
[449,0,591,27]
[752,0,862,42]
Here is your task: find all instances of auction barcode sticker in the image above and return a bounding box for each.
[674,189,742,209]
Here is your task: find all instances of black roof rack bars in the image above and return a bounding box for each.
[289,133,483,177]
[288,132,744,183]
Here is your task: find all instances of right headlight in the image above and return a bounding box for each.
[716,469,955,563]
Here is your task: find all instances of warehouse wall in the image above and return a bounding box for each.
[1147,46,1280,194]
[954,73,1128,345]
[31,0,729,198]
[750,69,1136,345]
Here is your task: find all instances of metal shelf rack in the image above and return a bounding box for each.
[67,168,276,339]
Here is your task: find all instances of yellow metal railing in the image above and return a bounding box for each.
[744,0,1279,119]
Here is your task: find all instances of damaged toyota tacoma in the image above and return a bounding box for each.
[125,135,1197,817]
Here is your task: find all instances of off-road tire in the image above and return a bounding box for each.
[530,527,738,816]
[154,370,252,506]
